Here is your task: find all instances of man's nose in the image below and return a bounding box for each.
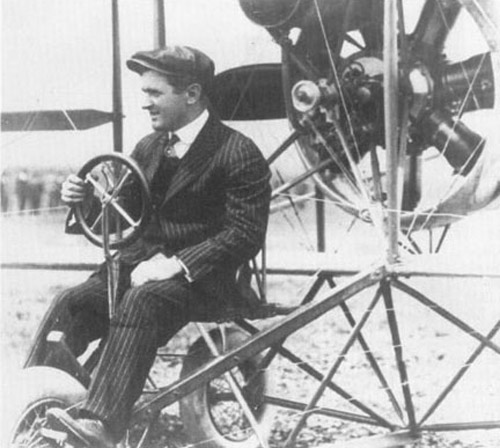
[142,97,153,110]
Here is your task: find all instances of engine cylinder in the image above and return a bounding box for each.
[420,109,484,176]
[441,53,494,112]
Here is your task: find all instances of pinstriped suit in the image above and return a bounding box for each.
[25,114,271,439]
[120,113,271,281]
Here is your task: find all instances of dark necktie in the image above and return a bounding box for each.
[164,133,180,158]
[151,133,181,207]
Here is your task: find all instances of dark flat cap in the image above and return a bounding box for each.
[127,45,215,87]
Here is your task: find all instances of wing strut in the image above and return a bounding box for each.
[111,0,123,153]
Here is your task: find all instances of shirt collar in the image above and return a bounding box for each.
[173,108,209,152]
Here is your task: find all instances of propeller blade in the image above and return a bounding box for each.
[209,63,285,120]
[1,109,114,132]
[410,0,462,65]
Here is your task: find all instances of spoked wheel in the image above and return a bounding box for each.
[6,367,86,448]
[179,327,273,448]
[75,153,151,249]
[11,399,66,448]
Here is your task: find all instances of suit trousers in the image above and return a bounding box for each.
[25,271,222,440]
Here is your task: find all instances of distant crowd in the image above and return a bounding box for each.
[1,168,71,215]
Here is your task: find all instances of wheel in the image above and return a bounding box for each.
[179,327,273,448]
[4,366,86,448]
[74,153,151,249]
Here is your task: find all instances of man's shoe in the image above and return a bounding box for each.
[46,408,115,448]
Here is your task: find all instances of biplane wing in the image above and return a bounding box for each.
[1,109,114,132]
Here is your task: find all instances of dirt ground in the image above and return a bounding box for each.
[1,210,500,447]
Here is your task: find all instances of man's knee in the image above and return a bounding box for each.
[115,281,184,328]
[114,284,158,326]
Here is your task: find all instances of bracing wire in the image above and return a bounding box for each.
[274,169,315,252]
[312,0,374,205]
[311,0,393,243]
[306,118,363,197]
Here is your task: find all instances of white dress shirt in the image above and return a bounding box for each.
[171,108,209,159]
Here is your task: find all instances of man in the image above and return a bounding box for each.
[26,45,271,447]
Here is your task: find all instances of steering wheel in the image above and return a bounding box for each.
[74,153,151,249]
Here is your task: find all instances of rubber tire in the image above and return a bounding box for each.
[4,366,87,448]
[179,327,274,448]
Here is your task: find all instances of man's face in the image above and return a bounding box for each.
[140,70,188,132]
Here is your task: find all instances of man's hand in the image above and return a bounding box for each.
[61,174,91,205]
[131,253,183,287]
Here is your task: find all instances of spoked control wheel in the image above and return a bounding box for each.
[74,153,151,249]
[179,327,274,448]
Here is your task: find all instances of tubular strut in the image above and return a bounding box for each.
[284,287,384,447]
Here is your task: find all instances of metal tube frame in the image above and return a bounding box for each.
[130,266,499,447]
[111,0,123,154]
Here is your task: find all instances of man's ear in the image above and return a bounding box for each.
[185,83,202,104]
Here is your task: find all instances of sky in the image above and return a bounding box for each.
[2,0,280,110]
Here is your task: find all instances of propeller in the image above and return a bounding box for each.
[209,63,285,121]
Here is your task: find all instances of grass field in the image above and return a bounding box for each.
[1,209,500,447]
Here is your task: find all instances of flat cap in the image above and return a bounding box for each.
[126,45,215,87]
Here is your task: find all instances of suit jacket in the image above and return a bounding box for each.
[69,115,271,304]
